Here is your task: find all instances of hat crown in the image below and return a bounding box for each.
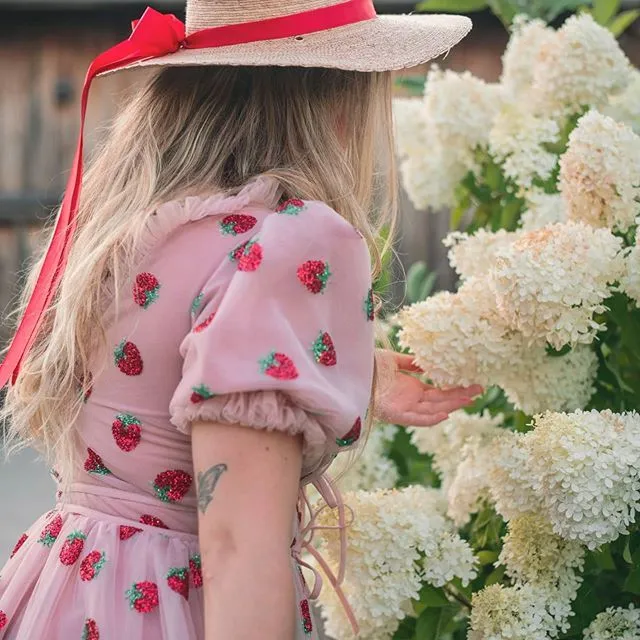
[186,0,347,33]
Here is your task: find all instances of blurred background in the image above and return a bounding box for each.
[0,0,639,558]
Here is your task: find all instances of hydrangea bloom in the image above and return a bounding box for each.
[560,110,640,232]
[315,486,476,639]
[584,605,640,640]
[520,191,566,231]
[490,222,625,349]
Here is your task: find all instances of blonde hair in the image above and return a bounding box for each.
[2,65,398,477]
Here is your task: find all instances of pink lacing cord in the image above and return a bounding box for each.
[290,474,359,635]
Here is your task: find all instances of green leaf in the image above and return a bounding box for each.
[419,584,451,608]
[415,606,456,640]
[592,0,620,24]
[592,545,616,571]
[623,536,633,564]
[477,550,499,566]
[393,616,416,639]
[417,0,488,12]
[546,343,572,357]
[419,272,438,302]
[624,563,640,595]
[395,76,427,96]
[607,9,640,36]
[485,565,506,586]
[545,0,592,22]
[406,261,430,304]
[486,0,517,25]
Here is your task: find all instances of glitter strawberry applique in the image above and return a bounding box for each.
[276,198,306,215]
[119,526,142,541]
[38,514,63,547]
[230,238,263,272]
[297,260,331,294]
[300,599,313,635]
[152,470,192,503]
[336,417,362,447]
[82,618,99,640]
[114,340,143,376]
[80,550,106,582]
[191,292,204,318]
[59,531,86,565]
[364,288,375,322]
[84,448,111,476]
[166,567,189,600]
[126,581,159,613]
[139,514,168,529]
[312,331,337,367]
[193,312,216,334]
[133,272,160,309]
[0,611,7,631]
[11,533,28,558]
[112,413,142,452]
[259,352,299,380]
[190,384,214,404]
[219,213,257,236]
[189,553,203,589]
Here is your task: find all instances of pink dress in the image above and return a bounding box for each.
[0,177,374,639]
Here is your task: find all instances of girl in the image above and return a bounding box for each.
[0,2,475,638]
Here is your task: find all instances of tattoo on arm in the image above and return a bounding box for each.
[197,463,228,514]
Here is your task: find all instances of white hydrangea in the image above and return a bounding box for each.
[331,423,399,493]
[316,486,476,640]
[620,244,640,307]
[393,97,428,159]
[560,110,640,232]
[584,605,640,640]
[520,191,566,231]
[604,68,640,134]
[398,278,523,389]
[489,104,560,189]
[490,222,625,349]
[531,14,632,117]
[443,229,520,280]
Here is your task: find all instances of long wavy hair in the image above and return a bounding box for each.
[2,65,398,477]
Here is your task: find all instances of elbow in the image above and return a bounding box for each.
[199,525,239,583]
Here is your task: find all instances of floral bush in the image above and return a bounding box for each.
[313,13,640,640]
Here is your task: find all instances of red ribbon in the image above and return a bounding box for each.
[0,0,376,387]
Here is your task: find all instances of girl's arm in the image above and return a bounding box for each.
[192,420,303,640]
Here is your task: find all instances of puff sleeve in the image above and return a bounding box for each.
[169,200,375,477]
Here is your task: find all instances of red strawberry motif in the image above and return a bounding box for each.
[84,448,111,476]
[112,414,142,452]
[336,417,362,447]
[364,288,375,322]
[59,531,86,565]
[219,213,257,236]
[0,611,7,631]
[312,331,337,367]
[38,514,63,547]
[152,470,192,503]
[166,567,189,600]
[119,525,142,541]
[11,533,28,558]
[80,550,106,582]
[276,198,306,215]
[126,581,159,613]
[114,340,143,376]
[193,312,216,334]
[139,514,168,529]
[297,260,331,294]
[189,553,203,589]
[300,599,313,635]
[82,618,99,640]
[133,272,160,309]
[190,384,214,404]
[238,240,263,272]
[259,352,299,380]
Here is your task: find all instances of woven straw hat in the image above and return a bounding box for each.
[114,0,472,74]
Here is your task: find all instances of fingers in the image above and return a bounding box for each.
[401,412,450,428]
[420,385,483,405]
[394,352,425,374]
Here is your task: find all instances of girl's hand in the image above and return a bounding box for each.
[375,351,483,428]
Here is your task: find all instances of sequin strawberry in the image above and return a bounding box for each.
[119,526,142,541]
[114,340,143,376]
[364,288,375,322]
[38,514,63,547]
[193,312,216,334]
[276,198,306,215]
[59,531,86,565]
[0,611,7,631]
[133,272,160,309]
[82,618,99,640]
[10,533,28,558]
[190,384,214,404]
[312,331,337,367]
[297,260,331,294]
[152,470,192,503]
[229,238,263,272]
[336,417,362,447]
[80,550,106,582]
[189,553,203,589]
[139,514,168,529]
[84,448,111,476]
[219,213,257,236]
[300,599,313,635]
[126,581,159,613]
[259,352,299,380]
[191,292,204,318]
[166,567,189,600]
[112,413,142,452]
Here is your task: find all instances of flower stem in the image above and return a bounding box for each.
[444,584,472,610]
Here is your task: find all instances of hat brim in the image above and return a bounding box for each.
[99,14,472,75]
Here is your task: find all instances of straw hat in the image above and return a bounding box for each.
[113,0,473,74]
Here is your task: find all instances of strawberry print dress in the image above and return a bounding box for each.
[0,176,374,639]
